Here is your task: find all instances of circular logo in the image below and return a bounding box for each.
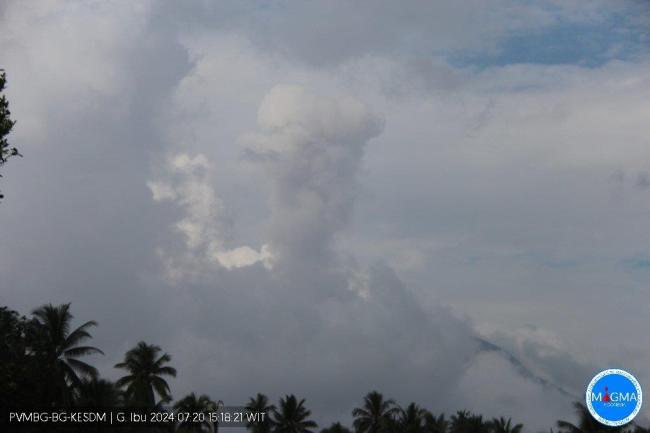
[585,369,642,426]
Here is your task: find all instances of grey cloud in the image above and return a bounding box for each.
[242,85,383,280]
[2,1,647,430]
[0,0,192,356]
[141,83,579,429]
[635,171,650,189]
[485,327,597,397]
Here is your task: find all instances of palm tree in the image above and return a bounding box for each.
[271,395,317,433]
[398,403,427,433]
[114,341,177,407]
[557,402,625,433]
[247,393,275,433]
[490,417,522,433]
[321,423,353,433]
[76,378,122,407]
[174,393,219,433]
[352,391,400,433]
[449,411,489,433]
[424,413,448,433]
[31,303,103,404]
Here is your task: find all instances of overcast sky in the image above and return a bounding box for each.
[2,1,650,431]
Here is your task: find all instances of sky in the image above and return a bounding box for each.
[1,0,650,431]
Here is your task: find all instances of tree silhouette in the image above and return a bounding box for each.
[76,378,122,407]
[115,341,177,407]
[397,403,428,433]
[449,411,489,433]
[321,422,353,433]
[271,395,318,433]
[490,417,523,433]
[352,391,400,433]
[7,301,650,433]
[31,303,103,405]
[0,307,43,407]
[247,393,275,433]
[557,402,626,433]
[0,69,20,200]
[424,413,448,433]
[174,392,219,433]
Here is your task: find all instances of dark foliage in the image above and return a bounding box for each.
[0,69,20,200]
[321,422,353,433]
[271,395,318,433]
[1,303,649,433]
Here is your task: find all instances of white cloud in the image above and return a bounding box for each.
[148,153,270,275]
[212,245,272,270]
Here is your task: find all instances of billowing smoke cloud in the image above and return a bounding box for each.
[146,85,475,409]
[242,85,383,284]
[148,86,573,430]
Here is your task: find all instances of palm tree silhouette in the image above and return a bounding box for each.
[174,392,219,433]
[76,378,122,407]
[449,411,489,433]
[320,422,353,433]
[352,391,400,433]
[424,413,448,433]
[557,402,626,433]
[398,403,427,433]
[271,395,318,433]
[247,393,275,433]
[490,417,522,433]
[115,341,177,407]
[31,303,103,404]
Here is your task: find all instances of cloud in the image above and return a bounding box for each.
[456,351,573,432]
[148,153,271,275]
[486,326,596,397]
[147,84,384,277]
[145,85,581,429]
[163,0,625,67]
[3,0,650,429]
[242,85,383,278]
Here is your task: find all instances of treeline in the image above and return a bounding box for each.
[0,304,648,433]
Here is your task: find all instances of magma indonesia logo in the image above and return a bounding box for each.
[586,369,643,426]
